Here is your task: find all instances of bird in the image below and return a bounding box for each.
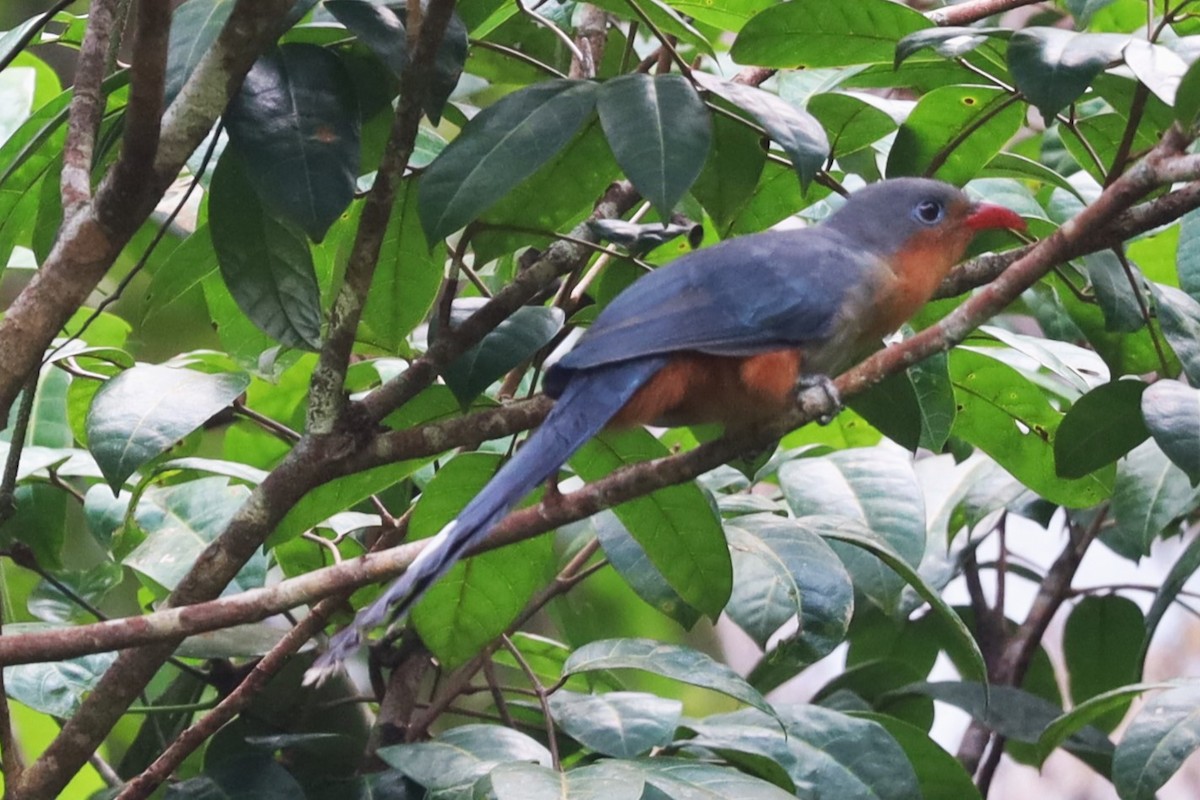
[305,177,1025,682]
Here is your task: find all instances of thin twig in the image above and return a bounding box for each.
[501,635,560,769]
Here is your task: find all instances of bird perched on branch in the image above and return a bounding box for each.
[305,177,1025,682]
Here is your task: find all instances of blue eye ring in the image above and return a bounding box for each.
[913,199,945,225]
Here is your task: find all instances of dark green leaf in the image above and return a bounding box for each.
[225,44,360,241]
[563,639,775,717]
[886,85,1024,184]
[691,106,766,234]
[548,690,681,758]
[1153,282,1200,383]
[1175,55,1200,128]
[861,714,983,800]
[1113,683,1200,800]
[442,300,564,405]
[164,0,234,103]
[631,758,796,800]
[410,453,556,668]
[1143,532,1200,670]
[598,74,711,217]
[86,365,249,492]
[1007,28,1127,121]
[692,73,828,189]
[815,518,988,687]
[1108,440,1198,559]
[897,682,1113,761]
[1066,0,1121,26]
[732,0,930,68]
[1054,379,1149,479]
[1064,595,1143,731]
[1142,378,1200,483]
[1178,208,1200,302]
[894,27,1011,68]
[28,565,124,624]
[572,428,731,620]
[209,151,323,350]
[1083,251,1146,333]
[419,80,598,242]
[1038,681,1177,764]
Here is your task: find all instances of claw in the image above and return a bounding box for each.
[794,374,842,425]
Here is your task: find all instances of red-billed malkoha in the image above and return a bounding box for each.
[306,177,1026,681]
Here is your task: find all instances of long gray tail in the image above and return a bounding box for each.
[305,358,664,682]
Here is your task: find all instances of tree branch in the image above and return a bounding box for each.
[926,0,1046,25]
[60,0,119,214]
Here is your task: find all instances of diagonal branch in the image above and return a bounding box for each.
[60,0,119,214]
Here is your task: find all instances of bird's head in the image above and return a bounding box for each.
[823,178,1026,272]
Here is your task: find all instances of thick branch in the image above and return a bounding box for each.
[60,0,119,213]
[926,0,1045,25]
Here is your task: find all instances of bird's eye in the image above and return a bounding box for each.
[913,200,944,225]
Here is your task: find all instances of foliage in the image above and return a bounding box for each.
[5,0,1200,798]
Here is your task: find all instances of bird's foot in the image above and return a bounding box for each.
[794,374,842,425]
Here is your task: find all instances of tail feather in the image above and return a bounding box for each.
[305,358,664,683]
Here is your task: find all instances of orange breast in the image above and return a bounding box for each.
[611,350,802,429]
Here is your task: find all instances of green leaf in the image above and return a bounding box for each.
[732,0,930,68]
[1124,38,1188,106]
[209,151,323,351]
[86,364,249,492]
[806,92,897,159]
[587,0,714,56]
[950,348,1114,507]
[687,704,919,800]
[572,428,731,620]
[357,179,443,352]
[563,639,775,718]
[167,755,306,800]
[630,758,797,800]
[815,519,988,687]
[1054,379,1149,479]
[410,453,556,668]
[1113,683,1200,800]
[692,73,828,189]
[224,44,360,241]
[897,682,1113,762]
[418,80,598,242]
[725,514,852,656]
[860,713,983,800]
[1064,595,1143,732]
[1142,378,1200,483]
[377,725,551,796]
[481,762,646,800]
[779,449,924,611]
[324,0,467,123]
[1,629,116,716]
[1152,283,1200,383]
[591,510,702,628]
[442,300,565,405]
[687,111,765,233]
[1108,440,1199,559]
[1178,208,1200,301]
[1174,55,1200,129]
[123,478,266,594]
[28,565,124,624]
[548,690,681,758]
[598,74,711,218]
[1067,0,1121,26]
[1143,532,1200,670]
[1083,250,1146,333]
[894,27,1011,68]
[1038,682,1178,764]
[164,0,234,103]
[886,85,1024,184]
[1007,28,1127,121]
